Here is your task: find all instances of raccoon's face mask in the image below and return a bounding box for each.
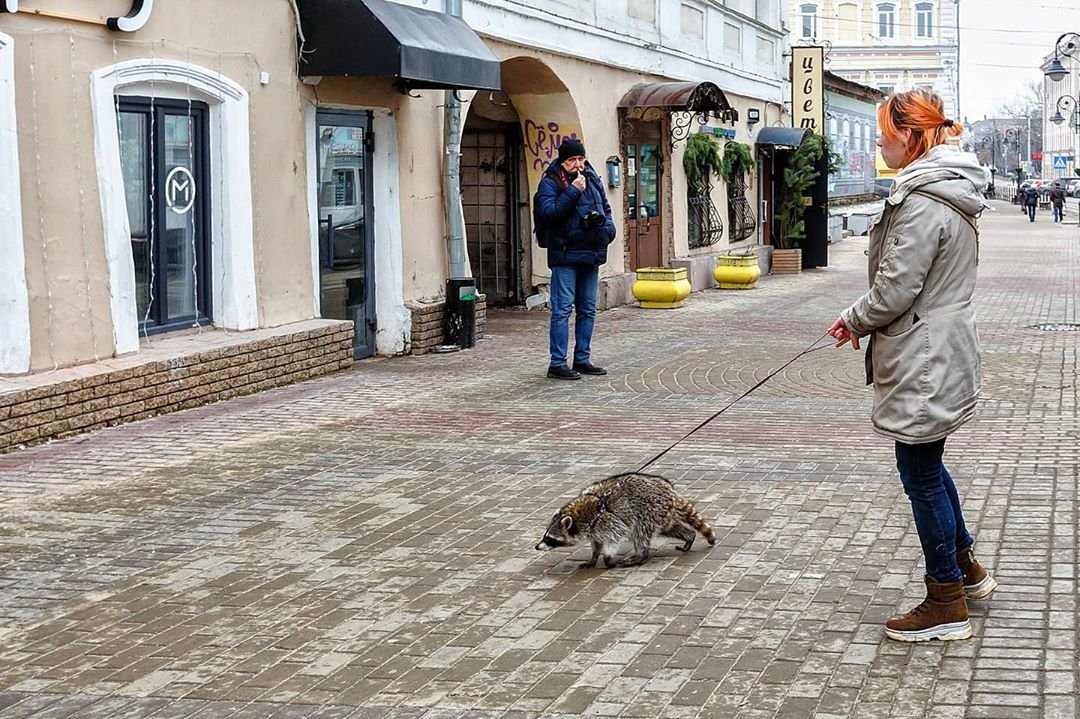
[535,514,578,551]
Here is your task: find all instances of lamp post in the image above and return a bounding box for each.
[1049,96,1079,180]
[1045,32,1080,224]
[1004,127,1023,183]
[979,135,998,198]
[1044,33,1080,83]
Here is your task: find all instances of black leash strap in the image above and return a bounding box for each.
[636,331,834,473]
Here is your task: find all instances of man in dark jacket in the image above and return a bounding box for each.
[1050,182,1066,223]
[536,138,617,380]
[1024,185,1039,222]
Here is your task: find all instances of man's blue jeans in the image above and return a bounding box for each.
[895,439,973,583]
[1053,205,1063,222]
[549,265,599,367]
[1027,205,1036,221]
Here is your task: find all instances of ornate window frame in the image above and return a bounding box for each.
[0,32,30,374]
[91,58,257,355]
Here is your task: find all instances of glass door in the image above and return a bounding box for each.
[118,98,211,333]
[316,111,376,359]
[624,121,663,270]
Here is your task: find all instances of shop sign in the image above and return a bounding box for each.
[792,46,824,135]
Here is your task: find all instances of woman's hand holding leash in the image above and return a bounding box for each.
[828,317,860,349]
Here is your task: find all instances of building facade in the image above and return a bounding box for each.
[824,71,884,198]
[1041,52,1080,180]
[790,0,958,118]
[0,0,791,449]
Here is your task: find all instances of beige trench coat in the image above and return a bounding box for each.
[841,147,988,444]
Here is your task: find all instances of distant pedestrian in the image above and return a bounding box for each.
[828,89,997,643]
[535,138,616,380]
[1024,185,1039,222]
[1050,182,1066,223]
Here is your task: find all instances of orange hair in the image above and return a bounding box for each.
[878,89,964,168]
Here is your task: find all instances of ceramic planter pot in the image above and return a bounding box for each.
[713,254,761,289]
[632,267,692,309]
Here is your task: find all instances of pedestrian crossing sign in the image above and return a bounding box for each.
[1053,154,1070,170]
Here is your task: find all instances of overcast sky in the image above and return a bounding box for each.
[960,0,1080,121]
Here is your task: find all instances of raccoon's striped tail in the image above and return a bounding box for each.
[676,498,716,545]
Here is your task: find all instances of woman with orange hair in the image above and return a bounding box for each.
[828,89,996,642]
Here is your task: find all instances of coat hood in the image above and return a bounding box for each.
[889,144,989,216]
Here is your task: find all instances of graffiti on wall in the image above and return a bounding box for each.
[523,119,580,172]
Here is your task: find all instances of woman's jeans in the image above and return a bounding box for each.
[549,265,599,367]
[895,439,973,583]
[1027,204,1036,221]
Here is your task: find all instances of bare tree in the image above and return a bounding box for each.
[993,79,1044,171]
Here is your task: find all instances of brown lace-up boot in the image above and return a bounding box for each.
[885,576,971,642]
[957,545,998,599]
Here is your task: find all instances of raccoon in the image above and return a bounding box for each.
[535,472,716,568]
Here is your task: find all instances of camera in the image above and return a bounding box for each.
[583,211,605,229]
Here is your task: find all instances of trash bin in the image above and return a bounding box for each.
[444,278,477,348]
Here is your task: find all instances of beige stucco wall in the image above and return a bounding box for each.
[304,77,449,303]
[669,92,780,259]
[6,1,314,372]
[483,40,664,288]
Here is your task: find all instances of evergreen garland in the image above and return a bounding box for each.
[719,141,755,188]
[778,134,839,248]
[683,132,723,193]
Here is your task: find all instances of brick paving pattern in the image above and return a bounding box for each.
[0,200,1077,718]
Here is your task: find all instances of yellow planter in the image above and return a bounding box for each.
[713,254,761,289]
[632,267,692,309]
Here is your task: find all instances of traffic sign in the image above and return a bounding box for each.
[1052,154,1071,171]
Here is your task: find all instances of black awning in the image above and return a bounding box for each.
[296,0,502,92]
[755,127,811,149]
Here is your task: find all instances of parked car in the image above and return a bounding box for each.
[1066,178,1080,198]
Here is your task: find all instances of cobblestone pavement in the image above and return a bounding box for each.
[0,201,1078,719]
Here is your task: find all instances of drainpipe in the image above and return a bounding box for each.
[445,0,467,279]
[442,0,476,347]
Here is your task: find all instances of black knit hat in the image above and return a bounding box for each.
[557,138,586,163]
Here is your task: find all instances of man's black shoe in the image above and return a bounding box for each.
[573,362,607,376]
[547,365,581,380]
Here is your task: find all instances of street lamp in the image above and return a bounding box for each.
[1044,33,1080,82]
[1051,95,1077,126]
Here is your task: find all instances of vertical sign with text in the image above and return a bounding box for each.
[792,46,824,136]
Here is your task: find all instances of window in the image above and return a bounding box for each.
[877,3,895,38]
[332,169,356,207]
[878,84,895,95]
[755,0,772,24]
[915,2,933,38]
[724,22,742,54]
[837,2,858,43]
[756,36,775,66]
[800,4,818,39]
[117,97,211,333]
[681,3,705,38]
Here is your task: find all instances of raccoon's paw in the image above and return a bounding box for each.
[579,559,598,569]
[676,540,694,552]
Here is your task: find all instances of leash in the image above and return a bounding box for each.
[636,331,834,473]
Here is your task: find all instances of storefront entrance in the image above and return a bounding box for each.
[624,120,663,270]
[461,119,526,306]
[118,97,212,334]
[315,110,376,359]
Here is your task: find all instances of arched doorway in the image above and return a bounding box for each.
[461,91,528,306]
[462,56,583,305]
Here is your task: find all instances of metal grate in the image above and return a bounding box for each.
[1030,323,1080,332]
[727,175,757,242]
[688,181,724,249]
